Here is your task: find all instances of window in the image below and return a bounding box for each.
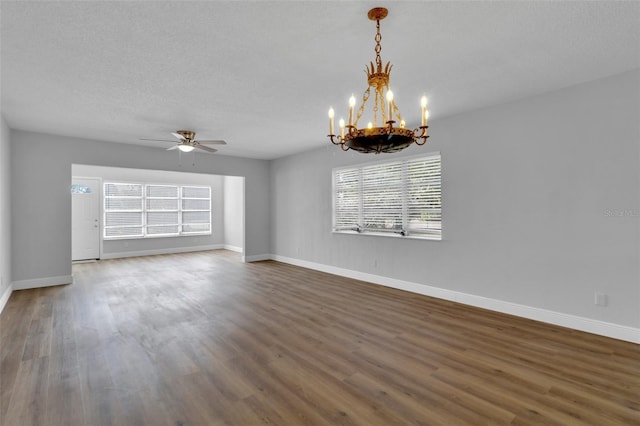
[104,183,144,238]
[70,183,93,194]
[104,182,211,239]
[333,153,441,239]
[181,186,212,234]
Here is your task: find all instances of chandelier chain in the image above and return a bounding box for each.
[393,102,403,124]
[374,89,380,125]
[374,19,382,70]
[355,87,370,125]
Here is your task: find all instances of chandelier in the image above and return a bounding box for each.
[327,7,430,154]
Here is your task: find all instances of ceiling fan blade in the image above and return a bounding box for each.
[195,140,227,145]
[171,132,186,141]
[140,138,177,142]
[167,145,179,151]
[195,144,218,153]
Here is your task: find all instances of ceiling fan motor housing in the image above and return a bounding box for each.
[176,130,195,141]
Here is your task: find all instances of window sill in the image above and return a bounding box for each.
[332,230,441,241]
[104,232,212,241]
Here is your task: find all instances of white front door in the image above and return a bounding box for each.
[72,177,100,261]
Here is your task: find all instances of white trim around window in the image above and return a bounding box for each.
[332,152,441,240]
[104,182,211,240]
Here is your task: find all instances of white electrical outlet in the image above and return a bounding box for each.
[595,292,608,307]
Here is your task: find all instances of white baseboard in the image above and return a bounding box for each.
[0,283,13,315]
[271,255,640,344]
[101,244,225,260]
[224,245,243,253]
[243,253,272,263]
[12,274,73,291]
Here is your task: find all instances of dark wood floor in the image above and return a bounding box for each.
[1,250,638,425]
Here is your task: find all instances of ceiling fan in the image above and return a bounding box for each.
[141,130,226,153]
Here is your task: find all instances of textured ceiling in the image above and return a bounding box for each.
[1,1,639,160]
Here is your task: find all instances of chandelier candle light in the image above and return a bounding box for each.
[327,7,430,153]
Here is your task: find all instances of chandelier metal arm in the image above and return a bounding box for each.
[413,126,430,146]
[327,133,351,151]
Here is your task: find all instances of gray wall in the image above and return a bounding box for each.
[0,116,11,297]
[72,164,226,256]
[11,132,270,282]
[223,176,244,250]
[6,70,639,333]
[270,69,640,328]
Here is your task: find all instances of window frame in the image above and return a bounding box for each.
[103,182,212,240]
[332,152,442,241]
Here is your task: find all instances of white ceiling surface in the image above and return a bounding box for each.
[1,1,639,160]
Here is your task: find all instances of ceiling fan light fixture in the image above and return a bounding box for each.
[141,130,226,153]
[327,7,430,154]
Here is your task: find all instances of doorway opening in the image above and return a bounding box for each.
[71,165,245,263]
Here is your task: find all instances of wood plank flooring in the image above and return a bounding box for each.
[1,250,638,425]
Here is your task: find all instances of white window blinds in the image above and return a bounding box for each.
[104,182,211,239]
[333,153,441,239]
[406,157,442,236]
[146,185,179,236]
[362,162,403,233]
[181,186,211,234]
[104,183,143,238]
[334,168,360,231]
